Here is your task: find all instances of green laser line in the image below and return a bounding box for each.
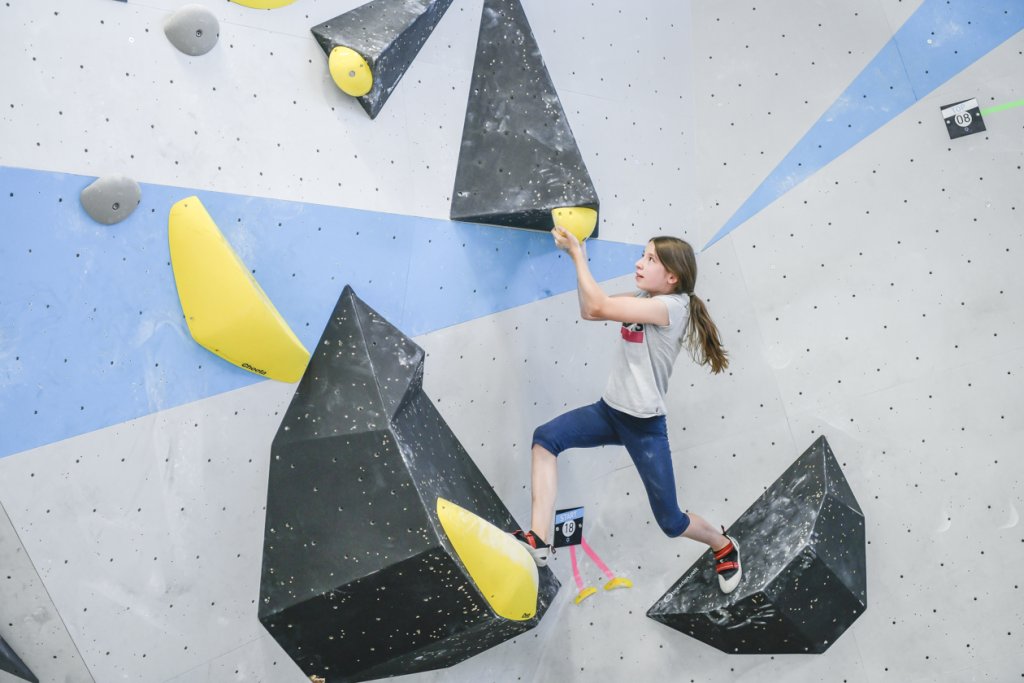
[980,99,1024,116]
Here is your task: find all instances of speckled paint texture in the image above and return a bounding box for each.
[259,286,559,681]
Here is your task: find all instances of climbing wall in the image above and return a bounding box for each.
[1,0,1023,681]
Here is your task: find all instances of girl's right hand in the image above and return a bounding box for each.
[552,225,582,256]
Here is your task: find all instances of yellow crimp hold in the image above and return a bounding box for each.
[574,586,598,605]
[329,46,373,97]
[228,0,296,9]
[604,576,633,591]
[551,206,598,242]
[168,196,310,383]
[436,498,539,622]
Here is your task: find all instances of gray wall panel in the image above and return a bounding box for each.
[2,0,1024,680]
[0,381,295,682]
[0,503,94,683]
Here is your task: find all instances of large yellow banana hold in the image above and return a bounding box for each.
[168,196,310,383]
[229,0,296,9]
[437,498,539,622]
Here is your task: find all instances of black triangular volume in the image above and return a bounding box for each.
[312,0,454,119]
[451,0,599,234]
[0,633,38,683]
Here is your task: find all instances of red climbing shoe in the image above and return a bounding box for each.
[512,529,550,567]
[714,532,742,594]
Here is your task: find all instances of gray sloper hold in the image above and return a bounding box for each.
[79,175,141,225]
[311,0,454,119]
[0,632,38,683]
[647,436,866,654]
[450,0,599,234]
[164,5,219,57]
[258,285,559,683]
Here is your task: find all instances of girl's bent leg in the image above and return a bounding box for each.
[617,414,692,537]
[530,444,558,544]
[529,401,620,543]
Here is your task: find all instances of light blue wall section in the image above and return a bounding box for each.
[0,166,639,458]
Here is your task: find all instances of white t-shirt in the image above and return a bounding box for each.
[602,292,688,418]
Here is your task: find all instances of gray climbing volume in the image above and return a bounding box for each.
[311,0,454,119]
[450,0,599,234]
[258,286,559,682]
[163,4,220,57]
[647,436,866,653]
[79,175,141,225]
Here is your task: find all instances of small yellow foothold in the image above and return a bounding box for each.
[329,46,373,97]
[603,576,633,591]
[574,586,598,605]
[551,206,598,242]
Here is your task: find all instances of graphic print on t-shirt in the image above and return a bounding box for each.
[621,322,644,343]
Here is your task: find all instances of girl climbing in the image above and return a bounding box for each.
[513,227,743,594]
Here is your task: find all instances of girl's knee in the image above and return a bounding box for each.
[532,425,559,456]
[657,511,690,538]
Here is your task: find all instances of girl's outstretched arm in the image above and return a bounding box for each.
[553,227,670,326]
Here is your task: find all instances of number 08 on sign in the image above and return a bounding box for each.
[941,98,986,140]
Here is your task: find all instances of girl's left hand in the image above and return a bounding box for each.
[552,225,582,255]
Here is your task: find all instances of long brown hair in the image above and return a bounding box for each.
[651,236,729,374]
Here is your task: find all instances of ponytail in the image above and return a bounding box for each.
[650,236,730,375]
[685,294,729,374]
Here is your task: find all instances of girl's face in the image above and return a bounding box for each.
[635,242,678,295]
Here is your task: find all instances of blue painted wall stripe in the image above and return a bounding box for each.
[0,166,641,458]
[704,0,1024,250]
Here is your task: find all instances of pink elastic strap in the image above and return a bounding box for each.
[570,545,585,590]
[581,537,615,580]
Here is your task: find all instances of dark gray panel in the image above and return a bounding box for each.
[260,430,433,614]
[450,0,599,233]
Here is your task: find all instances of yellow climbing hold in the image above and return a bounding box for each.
[228,0,296,9]
[574,586,598,605]
[168,196,310,383]
[329,46,373,97]
[552,206,598,242]
[436,498,539,622]
[604,576,633,591]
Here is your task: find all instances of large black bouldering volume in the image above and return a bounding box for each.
[258,286,559,683]
[647,436,866,654]
[450,0,599,233]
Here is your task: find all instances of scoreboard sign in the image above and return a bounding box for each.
[941,98,986,139]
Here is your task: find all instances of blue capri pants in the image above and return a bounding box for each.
[532,399,690,537]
